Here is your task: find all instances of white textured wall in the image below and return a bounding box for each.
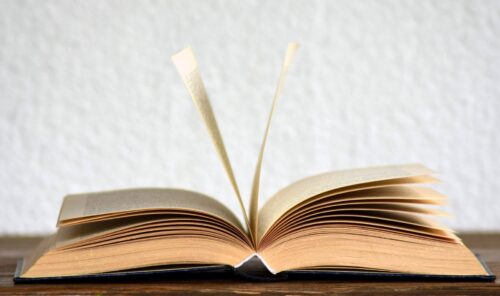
[1,0,499,234]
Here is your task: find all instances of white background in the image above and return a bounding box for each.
[1,0,499,234]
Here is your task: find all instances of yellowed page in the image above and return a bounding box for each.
[257,163,434,240]
[249,42,300,240]
[258,226,488,275]
[57,188,243,231]
[23,236,254,278]
[54,215,251,251]
[171,47,249,232]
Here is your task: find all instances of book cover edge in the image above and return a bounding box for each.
[13,252,495,283]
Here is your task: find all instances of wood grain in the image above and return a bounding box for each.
[0,233,499,295]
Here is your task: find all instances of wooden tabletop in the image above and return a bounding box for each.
[1,233,499,295]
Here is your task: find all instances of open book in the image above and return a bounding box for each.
[15,43,493,282]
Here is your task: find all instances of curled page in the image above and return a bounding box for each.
[249,43,300,240]
[172,47,250,233]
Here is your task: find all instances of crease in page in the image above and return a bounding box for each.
[172,47,250,234]
[249,43,300,241]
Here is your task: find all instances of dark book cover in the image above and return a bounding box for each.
[14,253,495,283]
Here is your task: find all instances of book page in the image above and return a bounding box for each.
[172,47,250,233]
[257,163,434,240]
[249,42,300,240]
[57,188,243,231]
[257,226,488,275]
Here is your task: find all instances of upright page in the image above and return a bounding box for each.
[172,48,250,233]
[249,43,300,241]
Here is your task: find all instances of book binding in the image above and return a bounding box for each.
[14,253,495,283]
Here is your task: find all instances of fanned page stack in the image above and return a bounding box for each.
[16,43,494,282]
